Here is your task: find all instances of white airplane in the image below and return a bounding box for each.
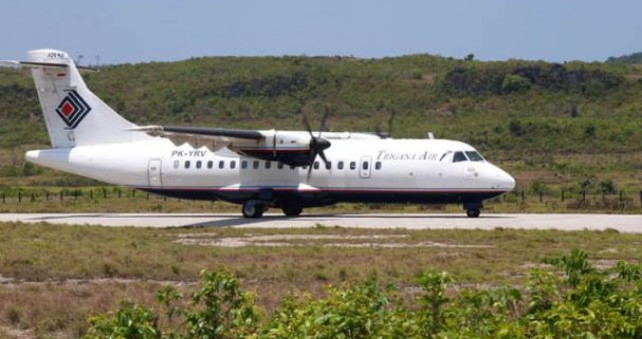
[1,49,515,218]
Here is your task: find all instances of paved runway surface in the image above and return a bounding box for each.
[0,213,640,232]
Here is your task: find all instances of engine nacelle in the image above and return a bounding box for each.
[231,131,319,167]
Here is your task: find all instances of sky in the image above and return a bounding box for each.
[2,0,642,65]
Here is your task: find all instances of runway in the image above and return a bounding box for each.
[0,213,640,232]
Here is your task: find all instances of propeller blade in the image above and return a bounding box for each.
[318,110,329,137]
[387,111,396,137]
[306,151,317,181]
[302,114,313,138]
[318,150,329,166]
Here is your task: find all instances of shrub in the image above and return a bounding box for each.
[85,250,642,338]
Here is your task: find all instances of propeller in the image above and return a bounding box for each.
[375,110,396,139]
[302,112,331,180]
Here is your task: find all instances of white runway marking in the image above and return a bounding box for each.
[0,213,640,232]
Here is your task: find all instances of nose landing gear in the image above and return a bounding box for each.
[466,208,480,218]
[463,201,482,218]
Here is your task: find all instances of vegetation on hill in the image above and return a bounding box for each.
[606,52,642,64]
[1,54,641,194]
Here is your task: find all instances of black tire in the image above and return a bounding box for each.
[466,208,480,218]
[242,202,264,218]
[282,204,303,217]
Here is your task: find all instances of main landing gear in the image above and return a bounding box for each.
[242,201,304,218]
[282,204,303,217]
[242,200,265,218]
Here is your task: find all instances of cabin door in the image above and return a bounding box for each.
[148,159,163,187]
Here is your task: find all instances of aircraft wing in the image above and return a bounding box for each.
[130,125,264,151]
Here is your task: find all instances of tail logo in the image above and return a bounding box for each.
[55,90,91,129]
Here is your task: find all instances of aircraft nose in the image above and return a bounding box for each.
[504,172,516,191]
[498,170,516,191]
[489,164,515,191]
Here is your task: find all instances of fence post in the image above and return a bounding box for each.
[18,191,21,203]
[521,191,525,202]
[46,191,49,201]
[2,193,4,204]
[90,190,93,200]
[132,190,136,198]
[582,190,586,204]
[74,190,78,200]
[539,191,543,203]
[103,188,107,199]
[118,189,121,198]
[60,191,63,202]
[561,190,565,202]
[619,191,623,203]
[639,191,642,208]
[31,193,35,202]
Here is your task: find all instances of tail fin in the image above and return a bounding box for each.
[2,49,150,148]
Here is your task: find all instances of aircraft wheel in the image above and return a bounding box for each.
[242,201,264,218]
[282,204,303,217]
[466,208,480,218]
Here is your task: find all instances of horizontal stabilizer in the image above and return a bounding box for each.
[0,60,98,72]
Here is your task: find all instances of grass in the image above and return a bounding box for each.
[1,222,642,336]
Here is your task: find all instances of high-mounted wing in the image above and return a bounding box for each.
[130,125,263,151]
[131,125,331,167]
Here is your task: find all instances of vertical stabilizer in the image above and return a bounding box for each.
[8,49,150,148]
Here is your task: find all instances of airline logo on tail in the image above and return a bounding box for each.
[55,90,91,129]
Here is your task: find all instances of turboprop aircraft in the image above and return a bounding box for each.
[0,49,515,218]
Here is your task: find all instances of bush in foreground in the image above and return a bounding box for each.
[86,249,642,338]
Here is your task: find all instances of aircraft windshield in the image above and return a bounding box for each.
[465,151,484,162]
[453,151,467,162]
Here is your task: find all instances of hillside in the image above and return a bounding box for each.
[0,54,641,195]
[607,52,642,64]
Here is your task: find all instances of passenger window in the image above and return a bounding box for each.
[241,160,248,169]
[453,152,468,163]
[362,161,369,170]
[185,160,191,169]
[325,161,331,170]
[265,161,271,169]
[207,160,213,169]
[253,161,259,169]
[290,165,296,170]
[338,161,344,170]
[277,162,284,169]
[173,160,179,169]
[196,160,202,169]
[375,161,382,170]
[313,162,320,170]
[219,160,225,169]
[349,161,356,170]
[230,161,236,169]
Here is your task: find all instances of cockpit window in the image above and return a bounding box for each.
[439,151,452,161]
[453,151,468,163]
[465,151,484,162]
